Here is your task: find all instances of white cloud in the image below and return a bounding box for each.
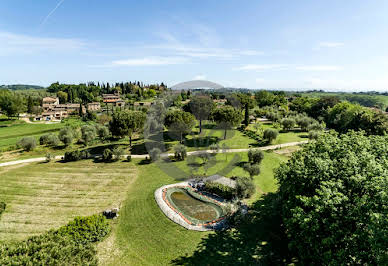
[296,65,343,71]
[0,31,84,56]
[235,64,288,71]
[153,32,264,59]
[111,56,188,66]
[193,74,206,80]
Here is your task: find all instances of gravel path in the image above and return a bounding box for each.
[0,140,308,167]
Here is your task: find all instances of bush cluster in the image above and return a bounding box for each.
[0,214,110,265]
[64,150,90,162]
[204,177,256,200]
[204,182,236,200]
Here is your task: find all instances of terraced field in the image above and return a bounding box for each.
[0,160,136,241]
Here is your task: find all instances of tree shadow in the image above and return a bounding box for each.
[171,193,295,265]
[184,136,219,148]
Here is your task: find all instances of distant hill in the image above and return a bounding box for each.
[0,84,45,90]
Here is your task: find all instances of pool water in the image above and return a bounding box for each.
[170,191,220,221]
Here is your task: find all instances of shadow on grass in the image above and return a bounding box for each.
[184,136,219,148]
[171,193,295,265]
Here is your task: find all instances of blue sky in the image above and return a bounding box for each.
[1,0,388,91]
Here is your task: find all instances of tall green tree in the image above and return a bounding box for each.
[0,90,25,118]
[211,106,243,139]
[165,110,196,143]
[109,110,146,146]
[188,96,215,133]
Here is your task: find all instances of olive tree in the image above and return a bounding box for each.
[263,128,278,143]
[248,149,264,164]
[18,137,36,151]
[276,131,388,265]
[280,118,296,131]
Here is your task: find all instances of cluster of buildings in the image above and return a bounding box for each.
[36,97,101,121]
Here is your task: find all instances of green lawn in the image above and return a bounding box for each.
[0,118,83,151]
[105,151,288,265]
[0,160,136,241]
[0,148,290,264]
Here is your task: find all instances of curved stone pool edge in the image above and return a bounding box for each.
[154,182,228,231]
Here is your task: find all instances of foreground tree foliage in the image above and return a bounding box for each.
[0,214,110,265]
[276,131,388,264]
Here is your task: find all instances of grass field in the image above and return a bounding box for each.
[0,160,136,241]
[0,147,290,264]
[0,118,83,151]
[103,151,288,265]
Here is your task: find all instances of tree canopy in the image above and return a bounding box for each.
[164,110,196,143]
[211,106,243,139]
[109,110,146,146]
[188,95,215,133]
[276,131,388,264]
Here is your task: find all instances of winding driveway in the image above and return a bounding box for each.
[0,140,308,168]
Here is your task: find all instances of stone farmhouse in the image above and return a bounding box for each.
[36,97,101,121]
[103,92,125,107]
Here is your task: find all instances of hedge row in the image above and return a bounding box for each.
[204,177,256,200]
[0,214,110,265]
[204,182,236,200]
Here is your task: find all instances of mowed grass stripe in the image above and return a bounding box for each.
[0,160,136,241]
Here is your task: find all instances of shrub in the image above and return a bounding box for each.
[18,137,37,151]
[248,149,264,164]
[112,147,124,161]
[54,215,110,245]
[96,125,110,140]
[307,122,325,131]
[235,177,255,199]
[281,118,296,131]
[64,150,89,162]
[47,134,60,146]
[263,128,279,143]
[81,125,97,146]
[209,143,220,153]
[298,117,314,131]
[308,130,322,140]
[39,134,50,145]
[59,127,74,146]
[45,153,54,162]
[243,163,261,179]
[204,182,236,200]
[0,202,6,219]
[149,147,162,162]
[102,148,113,162]
[173,144,187,161]
[0,214,109,265]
